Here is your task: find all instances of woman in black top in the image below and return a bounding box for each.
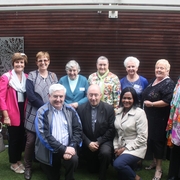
[143,59,175,180]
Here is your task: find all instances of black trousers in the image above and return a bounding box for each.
[8,102,25,163]
[82,141,113,180]
[8,122,25,163]
[40,153,78,180]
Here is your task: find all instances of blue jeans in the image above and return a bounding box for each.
[113,154,141,180]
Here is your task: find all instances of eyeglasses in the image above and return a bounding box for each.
[37,59,49,63]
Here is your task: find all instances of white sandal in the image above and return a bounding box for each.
[18,163,25,171]
[152,170,163,180]
[10,165,24,174]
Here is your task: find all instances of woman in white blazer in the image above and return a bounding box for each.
[113,87,148,180]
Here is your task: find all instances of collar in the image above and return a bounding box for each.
[97,70,109,79]
[116,106,136,116]
[53,106,62,113]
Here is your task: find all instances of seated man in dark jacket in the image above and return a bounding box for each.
[77,84,115,180]
[35,84,82,180]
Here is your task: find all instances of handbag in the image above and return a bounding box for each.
[0,122,5,153]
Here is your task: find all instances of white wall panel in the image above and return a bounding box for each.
[0,0,120,5]
[1,0,180,5]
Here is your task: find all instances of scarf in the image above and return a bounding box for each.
[8,69,26,102]
[97,70,109,101]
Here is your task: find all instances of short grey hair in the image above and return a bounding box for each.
[123,56,140,68]
[49,84,67,95]
[65,60,81,73]
[97,56,109,64]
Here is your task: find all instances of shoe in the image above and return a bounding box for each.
[168,177,180,180]
[134,160,143,171]
[10,165,24,174]
[152,170,163,180]
[145,163,156,170]
[168,177,175,180]
[24,168,32,180]
[17,163,25,171]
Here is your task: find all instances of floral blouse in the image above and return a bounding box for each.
[167,77,180,146]
[88,71,121,109]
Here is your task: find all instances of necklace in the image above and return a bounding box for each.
[39,70,48,78]
[129,81,135,86]
[152,76,168,86]
[127,75,139,87]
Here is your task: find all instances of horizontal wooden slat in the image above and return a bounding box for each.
[0,11,180,83]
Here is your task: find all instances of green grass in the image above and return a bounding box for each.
[0,147,170,180]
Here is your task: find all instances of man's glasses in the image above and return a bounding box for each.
[37,59,49,63]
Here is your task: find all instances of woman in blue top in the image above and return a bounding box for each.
[120,56,148,108]
[59,60,89,109]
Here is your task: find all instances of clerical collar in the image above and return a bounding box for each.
[91,104,99,109]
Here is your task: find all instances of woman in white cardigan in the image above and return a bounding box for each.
[113,87,148,180]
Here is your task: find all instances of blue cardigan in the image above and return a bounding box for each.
[59,75,89,105]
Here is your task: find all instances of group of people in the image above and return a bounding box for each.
[0,52,179,180]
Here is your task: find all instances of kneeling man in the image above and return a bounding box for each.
[35,84,82,180]
[77,84,115,180]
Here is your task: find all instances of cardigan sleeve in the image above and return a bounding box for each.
[26,79,44,108]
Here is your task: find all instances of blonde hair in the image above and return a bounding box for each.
[36,51,50,61]
[155,59,171,71]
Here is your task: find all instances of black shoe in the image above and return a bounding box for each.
[24,168,32,180]
[168,177,180,180]
[134,160,142,171]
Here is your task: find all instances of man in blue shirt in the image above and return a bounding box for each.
[35,84,82,180]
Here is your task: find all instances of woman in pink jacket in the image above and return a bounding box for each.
[0,52,28,174]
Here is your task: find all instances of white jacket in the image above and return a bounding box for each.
[113,107,148,159]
